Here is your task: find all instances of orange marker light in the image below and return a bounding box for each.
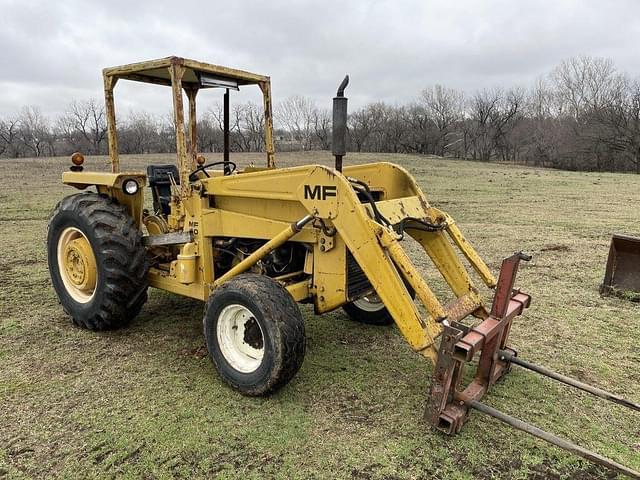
[71,152,85,166]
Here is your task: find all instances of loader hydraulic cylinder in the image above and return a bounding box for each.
[212,214,314,288]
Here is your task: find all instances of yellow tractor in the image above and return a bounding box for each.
[47,57,639,478]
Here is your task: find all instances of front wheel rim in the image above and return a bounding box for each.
[352,293,385,312]
[216,304,265,373]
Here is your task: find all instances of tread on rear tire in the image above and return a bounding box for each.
[47,192,148,330]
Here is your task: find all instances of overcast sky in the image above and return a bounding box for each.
[1,0,639,118]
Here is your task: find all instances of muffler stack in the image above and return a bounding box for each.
[332,75,349,172]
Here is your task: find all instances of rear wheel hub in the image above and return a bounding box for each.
[57,227,97,303]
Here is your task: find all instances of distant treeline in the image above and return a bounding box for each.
[2,55,640,173]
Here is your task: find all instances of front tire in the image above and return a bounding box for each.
[204,274,305,396]
[47,193,148,330]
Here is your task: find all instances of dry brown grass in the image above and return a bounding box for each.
[1,151,639,479]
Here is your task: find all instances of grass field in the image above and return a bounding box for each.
[1,151,639,479]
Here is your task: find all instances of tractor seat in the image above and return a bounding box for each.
[147,165,179,216]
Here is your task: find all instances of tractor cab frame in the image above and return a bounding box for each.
[103,56,276,189]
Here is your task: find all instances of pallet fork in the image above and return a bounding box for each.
[427,253,640,479]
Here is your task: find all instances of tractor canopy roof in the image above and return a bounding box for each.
[102,56,269,89]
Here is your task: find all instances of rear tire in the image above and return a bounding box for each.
[343,293,395,325]
[343,287,415,326]
[47,193,148,330]
[204,274,305,396]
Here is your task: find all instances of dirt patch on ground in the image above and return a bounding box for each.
[540,244,571,252]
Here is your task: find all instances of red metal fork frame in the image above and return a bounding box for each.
[427,252,531,434]
[426,253,640,478]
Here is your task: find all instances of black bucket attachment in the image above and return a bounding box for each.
[601,234,640,300]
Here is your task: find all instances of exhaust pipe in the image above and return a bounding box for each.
[332,75,349,172]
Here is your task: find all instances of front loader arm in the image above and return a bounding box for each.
[298,165,495,362]
[299,166,442,359]
[205,162,500,364]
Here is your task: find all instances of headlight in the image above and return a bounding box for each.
[123,178,139,195]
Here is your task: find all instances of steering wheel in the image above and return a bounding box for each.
[189,161,237,182]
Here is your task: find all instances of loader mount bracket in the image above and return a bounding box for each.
[427,252,531,433]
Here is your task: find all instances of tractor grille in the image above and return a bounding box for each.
[346,250,374,300]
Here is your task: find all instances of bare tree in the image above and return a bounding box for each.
[208,101,244,151]
[275,96,316,149]
[118,112,160,154]
[421,85,465,156]
[552,56,623,120]
[58,99,107,154]
[243,101,266,151]
[465,88,524,161]
[197,112,222,153]
[0,116,20,157]
[231,104,251,152]
[380,105,408,153]
[400,103,434,154]
[468,89,501,160]
[312,108,331,150]
[18,106,53,157]
[590,77,640,172]
[493,87,525,161]
[349,103,388,152]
